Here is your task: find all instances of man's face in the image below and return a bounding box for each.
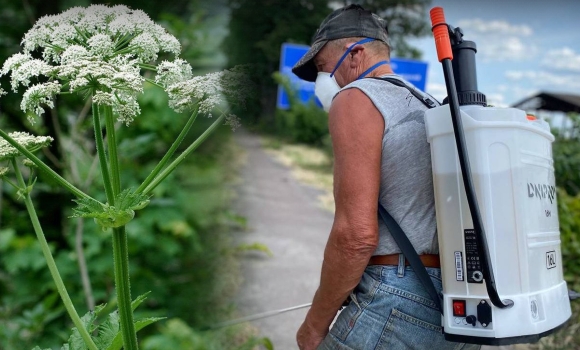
[313,41,360,88]
[313,43,347,87]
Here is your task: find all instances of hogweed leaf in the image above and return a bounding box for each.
[71,189,149,229]
[68,310,98,350]
[95,311,120,349]
[131,291,151,312]
[106,317,165,350]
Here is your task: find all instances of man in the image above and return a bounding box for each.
[291,5,480,350]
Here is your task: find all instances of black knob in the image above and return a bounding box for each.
[465,315,477,327]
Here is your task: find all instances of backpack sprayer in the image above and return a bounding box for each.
[427,7,572,345]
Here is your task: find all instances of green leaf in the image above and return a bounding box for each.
[68,310,98,350]
[70,189,150,229]
[131,291,151,312]
[106,317,165,350]
[94,311,120,349]
[115,188,150,212]
[236,336,274,350]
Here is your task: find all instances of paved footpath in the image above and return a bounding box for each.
[232,130,511,350]
[232,130,333,350]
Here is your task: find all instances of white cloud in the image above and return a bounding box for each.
[505,70,580,90]
[485,93,508,108]
[541,47,580,73]
[426,82,447,102]
[456,19,537,61]
[457,19,533,37]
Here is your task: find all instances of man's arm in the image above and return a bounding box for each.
[297,88,385,349]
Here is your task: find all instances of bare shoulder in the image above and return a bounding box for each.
[328,87,384,140]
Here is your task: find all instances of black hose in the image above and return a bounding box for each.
[441,59,514,309]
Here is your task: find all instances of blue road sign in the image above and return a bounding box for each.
[277,43,317,109]
[276,43,429,109]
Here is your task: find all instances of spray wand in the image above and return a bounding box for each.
[429,7,513,309]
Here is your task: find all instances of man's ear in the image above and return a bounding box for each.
[347,44,365,67]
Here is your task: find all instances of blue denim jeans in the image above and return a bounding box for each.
[318,256,481,350]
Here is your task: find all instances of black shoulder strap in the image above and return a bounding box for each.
[370,76,442,313]
[378,203,444,315]
[369,77,439,109]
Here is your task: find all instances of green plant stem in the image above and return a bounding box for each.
[104,106,121,194]
[143,113,225,195]
[136,106,199,194]
[0,129,90,200]
[104,105,138,350]
[112,225,138,350]
[144,78,164,89]
[11,159,98,350]
[92,102,115,204]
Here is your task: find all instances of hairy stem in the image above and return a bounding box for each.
[112,225,138,350]
[0,129,90,200]
[136,106,199,194]
[12,159,98,350]
[143,113,225,195]
[92,102,115,204]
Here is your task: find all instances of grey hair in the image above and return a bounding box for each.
[329,36,391,58]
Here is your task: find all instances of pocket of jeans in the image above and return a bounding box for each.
[377,308,446,350]
[329,292,363,342]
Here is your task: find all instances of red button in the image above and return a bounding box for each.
[453,300,466,317]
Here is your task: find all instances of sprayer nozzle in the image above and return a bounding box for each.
[430,7,453,62]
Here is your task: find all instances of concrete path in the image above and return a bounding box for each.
[231,130,512,350]
[232,130,334,350]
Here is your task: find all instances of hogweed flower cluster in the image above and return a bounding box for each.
[0,4,254,349]
[0,132,53,161]
[0,4,252,128]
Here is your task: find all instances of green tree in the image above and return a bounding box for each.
[222,0,331,126]
[553,113,580,196]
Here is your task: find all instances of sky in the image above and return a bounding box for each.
[407,0,580,107]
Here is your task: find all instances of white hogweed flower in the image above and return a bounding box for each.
[165,66,253,117]
[0,132,53,161]
[225,114,242,131]
[20,82,62,122]
[0,4,183,125]
[155,59,193,87]
[0,167,9,177]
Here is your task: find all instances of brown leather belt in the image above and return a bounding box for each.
[368,254,440,268]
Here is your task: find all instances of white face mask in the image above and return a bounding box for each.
[315,72,341,112]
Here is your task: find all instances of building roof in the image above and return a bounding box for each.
[511,92,580,113]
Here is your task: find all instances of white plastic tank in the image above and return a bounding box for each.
[425,104,571,344]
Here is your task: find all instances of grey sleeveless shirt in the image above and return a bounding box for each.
[341,74,439,255]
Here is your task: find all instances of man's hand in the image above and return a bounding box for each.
[296,318,328,350]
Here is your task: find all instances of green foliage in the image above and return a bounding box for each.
[552,113,580,196]
[557,188,580,292]
[272,72,330,146]
[222,0,331,124]
[31,294,163,350]
[71,190,150,230]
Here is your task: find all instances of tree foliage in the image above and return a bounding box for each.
[222,0,330,125]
